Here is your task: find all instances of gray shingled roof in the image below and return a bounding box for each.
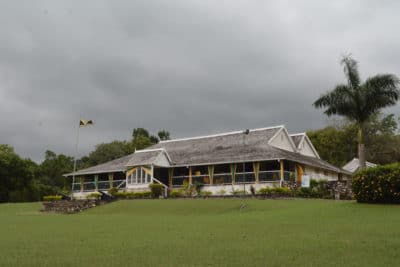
[64,153,134,176]
[149,127,281,165]
[125,150,164,166]
[65,126,350,176]
[342,158,377,173]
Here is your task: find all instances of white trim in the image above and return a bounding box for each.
[135,148,166,153]
[290,132,306,136]
[303,135,321,159]
[64,169,125,177]
[297,135,306,150]
[159,125,285,143]
[268,127,297,152]
[129,147,173,166]
[290,133,320,159]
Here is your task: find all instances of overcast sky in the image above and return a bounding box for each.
[1,0,400,162]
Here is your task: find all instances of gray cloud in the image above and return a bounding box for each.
[0,0,399,162]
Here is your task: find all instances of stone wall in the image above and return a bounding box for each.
[41,199,110,214]
[283,180,353,200]
[327,180,353,200]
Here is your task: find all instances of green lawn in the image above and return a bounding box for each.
[0,199,399,267]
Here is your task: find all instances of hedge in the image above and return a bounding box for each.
[352,163,400,204]
[258,187,292,197]
[112,191,152,199]
[149,183,164,198]
[43,195,62,202]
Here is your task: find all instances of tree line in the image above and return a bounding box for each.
[0,128,170,202]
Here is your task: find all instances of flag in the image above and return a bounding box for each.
[79,119,94,127]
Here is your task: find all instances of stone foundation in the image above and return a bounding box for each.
[283,180,353,200]
[41,199,111,214]
[327,180,353,200]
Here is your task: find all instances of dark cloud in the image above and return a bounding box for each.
[0,0,399,161]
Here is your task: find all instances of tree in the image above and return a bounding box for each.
[132,127,159,145]
[0,145,38,202]
[308,113,400,167]
[158,130,171,141]
[38,150,74,190]
[132,128,151,139]
[313,55,400,168]
[86,141,131,166]
[307,125,356,167]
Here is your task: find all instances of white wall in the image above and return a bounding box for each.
[202,182,279,195]
[270,130,295,152]
[303,166,338,181]
[299,140,317,158]
[126,183,151,192]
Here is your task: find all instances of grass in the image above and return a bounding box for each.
[0,199,399,267]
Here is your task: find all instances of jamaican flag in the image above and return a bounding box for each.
[79,119,93,127]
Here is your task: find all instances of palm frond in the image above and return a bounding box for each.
[341,56,360,89]
[361,74,400,119]
[313,84,359,120]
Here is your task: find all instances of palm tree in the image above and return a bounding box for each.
[314,56,400,169]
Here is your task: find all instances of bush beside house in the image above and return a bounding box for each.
[149,183,164,198]
[353,163,400,204]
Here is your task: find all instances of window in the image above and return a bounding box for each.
[128,167,152,184]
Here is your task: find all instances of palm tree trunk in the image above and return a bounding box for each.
[357,126,366,169]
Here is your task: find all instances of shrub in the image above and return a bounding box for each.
[216,189,226,196]
[149,183,164,198]
[258,187,272,197]
[352,163,400,204]
[294,179,331,199]
[200,191,212,197]
[112,191,151,199]
[43,195,62,202]
[258,187,292,198]
[193,182,204,196]
[295,187,314,198]
[250,185,256,196]
[87,192,101,200]
[231,189,246,196]
[273,187,292,197]
[182,181,196,197]
[134,191,151,199]
[169,190,183,198]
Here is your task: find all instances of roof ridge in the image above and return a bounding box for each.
[159,125,285,143]
[289,132,306,136]
[135,148,166,153]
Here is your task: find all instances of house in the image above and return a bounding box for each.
[65,125,351,198]
[342,158,377,174]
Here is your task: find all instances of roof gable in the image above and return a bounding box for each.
[290,133,320,159]
[342,158,377,173]
[268,127,297,152]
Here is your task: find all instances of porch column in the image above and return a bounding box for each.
[296,164,304,184]
[208,165,214,185]
[94,175,98,191]
[253,162,260,184]
[80,177,84,192]
[151,165,154,183]
[280,160,284,186]
[168,168,174,188]
[231,163,236,185]
[189,166,192,185]
[108,173,114,189]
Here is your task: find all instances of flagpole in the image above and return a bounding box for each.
[71,118,80,196]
